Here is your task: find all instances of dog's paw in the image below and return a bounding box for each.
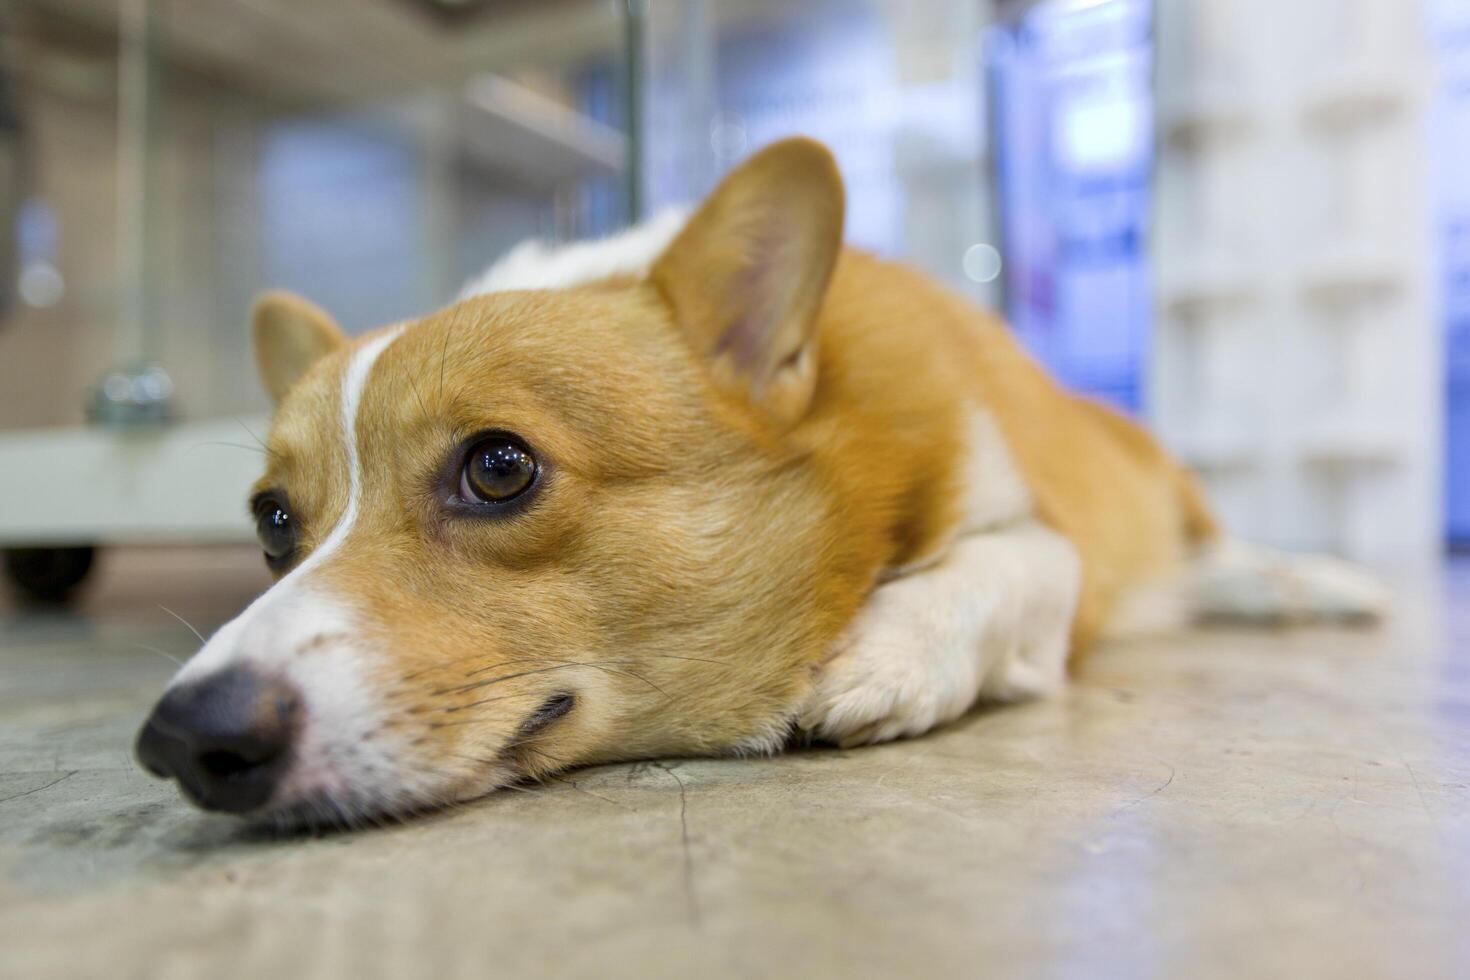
[797,524,1078,748]
[1193,539,1391,625]
[797,658,953,748]
[796,587,978,748]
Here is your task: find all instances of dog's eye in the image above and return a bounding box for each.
[254,500,296,563]
[459,436,537,504]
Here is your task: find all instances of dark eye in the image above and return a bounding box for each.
[255,499,296,563]
[459,436,537,504]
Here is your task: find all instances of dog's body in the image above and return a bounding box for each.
[136,139,1384,824]
[466,216,1214,743]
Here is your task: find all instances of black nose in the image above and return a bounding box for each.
[135,666,300,813]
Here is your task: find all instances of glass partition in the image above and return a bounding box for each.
[0,0,633,432]
[641,0,1000,308]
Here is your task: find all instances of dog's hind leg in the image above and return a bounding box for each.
[1187,538,1390,626]
[1101,537,1391,641]
[797,520,1081,748]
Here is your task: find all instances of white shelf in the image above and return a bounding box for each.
[0,417,268,546]
[1297,430,1403,467]
[1160,262,1260,317]
[456,75,625,189]
[1300,67,1410,130]
[1161,89,1258,147]
[1298,250,1407,304]
[1170,431,1261,472]
[1151,0,1439,568]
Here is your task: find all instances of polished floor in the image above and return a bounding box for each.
[1,547,1467,979]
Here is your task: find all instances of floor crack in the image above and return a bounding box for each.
[1112,763,1176,817]
[0,770,78,806]
[656,762,701,927]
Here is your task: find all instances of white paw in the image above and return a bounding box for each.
[796,582,979,748]
[1194,540,1391,625]
[797,525,1078,748]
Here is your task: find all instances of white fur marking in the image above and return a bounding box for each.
[1191,538,1390,624]
[958,408,1032,532]
[458,208,688,296]
[887,408,1033,578]
[799,521,1081,746]
[302,326,405,574]
[165,327,405,816]
[1105,537,1391,639]
[178,325,403,681]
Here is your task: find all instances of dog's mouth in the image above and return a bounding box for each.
[139,684,583,829]
[517,691,576,736]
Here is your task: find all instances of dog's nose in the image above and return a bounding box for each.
[135,666,299,813]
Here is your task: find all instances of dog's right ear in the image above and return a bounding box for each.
[250,291,346,405]
[650,137,844,428]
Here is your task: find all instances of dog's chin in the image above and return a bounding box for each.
[244,794,436,834]
[228,761,520,833]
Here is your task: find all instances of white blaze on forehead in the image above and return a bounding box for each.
[179,322,405,681]
[292,325,405,579]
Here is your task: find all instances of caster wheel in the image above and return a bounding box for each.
[2,546,97,604]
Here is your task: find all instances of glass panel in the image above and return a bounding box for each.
[0,0,631,432]
[642,0,999,307]
[1431,0,1470,546]
[990,0,1153,411]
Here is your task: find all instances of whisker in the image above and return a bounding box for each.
[463,655,578,678]
[397,649,548,684]
[432,664,580,698]
[646,654,732,667]
[190,440,267,456]
[437,661,668,706]
[401,651,734,686]
[438,319,453,403]
[459,657,669,697]
[399,652,501,682]
[233,415,270,453]
[129,641,184,667]
[157,604,208,645]
[407,366,432,420]
[432,690,549,720]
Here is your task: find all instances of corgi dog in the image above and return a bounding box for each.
[135,138,1385,825]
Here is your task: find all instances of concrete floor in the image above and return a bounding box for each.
[1,547,1467,980]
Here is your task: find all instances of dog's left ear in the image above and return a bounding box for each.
[651,137,844,427]
[251,291,347,405]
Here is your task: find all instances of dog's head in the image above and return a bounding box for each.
[135,138,871,824]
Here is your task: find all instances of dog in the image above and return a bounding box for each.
[134,137,1385,825]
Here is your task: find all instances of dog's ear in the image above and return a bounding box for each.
[251,291,347,405]
[650,137,844,427]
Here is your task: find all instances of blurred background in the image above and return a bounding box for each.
[0,0,1464,607]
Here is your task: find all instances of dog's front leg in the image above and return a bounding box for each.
[798,520,1081,747]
